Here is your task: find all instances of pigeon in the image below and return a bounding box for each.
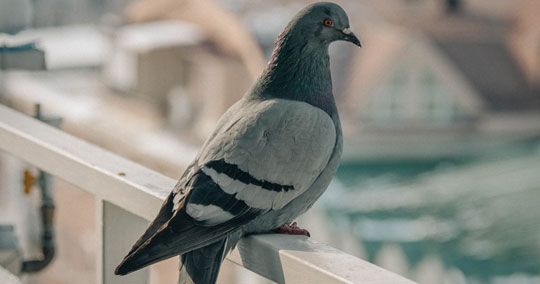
[115,2,361,283]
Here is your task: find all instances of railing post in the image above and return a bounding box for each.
[96,199,103,284]
[97,200,150,284]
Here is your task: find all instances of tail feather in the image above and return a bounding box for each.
[178,238,227,284]
[114,209,236,276]
[178,230,243,284]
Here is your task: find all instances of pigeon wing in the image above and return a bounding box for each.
[188,98,337,222]
[115,98,336,275]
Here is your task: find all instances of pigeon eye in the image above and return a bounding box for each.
[323,19,333,27]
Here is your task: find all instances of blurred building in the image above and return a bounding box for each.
[103,20,254,137]
[112,0,265,137]
[338,0,540,161]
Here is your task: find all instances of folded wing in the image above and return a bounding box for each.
[115,99,336,275]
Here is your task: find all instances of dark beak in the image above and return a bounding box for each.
[342,28,361,47]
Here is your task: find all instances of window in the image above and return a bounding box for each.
[363,68,466,128]
[367,71,407,124]
[420,71,458,125]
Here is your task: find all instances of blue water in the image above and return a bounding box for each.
[322,140,540,283]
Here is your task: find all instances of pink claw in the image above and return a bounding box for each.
[272,222,311,237]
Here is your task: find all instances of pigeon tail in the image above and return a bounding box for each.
[114,209,237,276]
[178,238,227,284]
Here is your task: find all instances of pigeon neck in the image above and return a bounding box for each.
[251,33,336,115]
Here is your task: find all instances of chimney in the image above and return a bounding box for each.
[446,0,461,13]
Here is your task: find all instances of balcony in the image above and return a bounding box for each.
[0,103,415,283]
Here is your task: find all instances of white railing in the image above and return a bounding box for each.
[0,103,416,284]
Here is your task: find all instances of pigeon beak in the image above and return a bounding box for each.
[341,28,361,47]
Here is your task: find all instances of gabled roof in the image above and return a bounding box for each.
[342,14,540,115]
[433,38,540,111]
[424,14,540,111]
[341,24,484,118]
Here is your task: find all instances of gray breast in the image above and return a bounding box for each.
[244,113,343,233]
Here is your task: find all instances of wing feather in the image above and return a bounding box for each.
[115,98,337,275]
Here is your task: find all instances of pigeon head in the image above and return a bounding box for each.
[283,2,361,47]
[251,2,360,115]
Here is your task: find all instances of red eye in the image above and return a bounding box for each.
[323,19,333,27]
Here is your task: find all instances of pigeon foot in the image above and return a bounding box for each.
[272,222,310,237]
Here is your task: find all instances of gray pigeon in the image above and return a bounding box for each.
[115,2,361,283]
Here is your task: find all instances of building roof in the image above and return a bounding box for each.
[425,14,540,111]
[342,3,540,113]
[433,38,540,111]
[341,25,484,119]
[125,0,265,80]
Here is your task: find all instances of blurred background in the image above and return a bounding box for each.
[1,0,540,283]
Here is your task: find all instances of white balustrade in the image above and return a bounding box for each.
[0,104,416,284]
